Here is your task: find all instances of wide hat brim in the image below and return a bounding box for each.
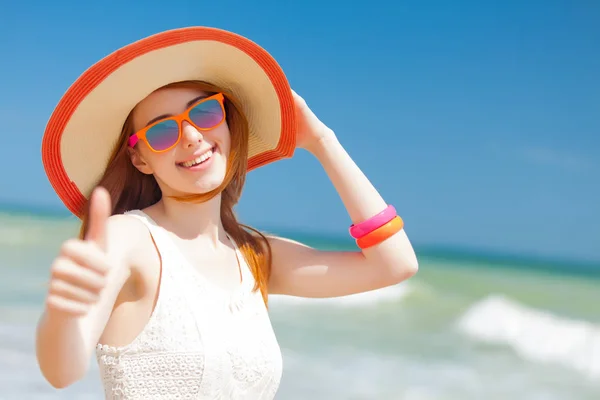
[41,26,296,218]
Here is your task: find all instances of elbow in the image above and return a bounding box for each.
[387,233,419,283]
[405,257,419,278]
[46,377,73,390]
[390,255,419,284]
[405,251,420,276]
[36,346,89,389]
[399,242,419,279]
[40,366,87,389]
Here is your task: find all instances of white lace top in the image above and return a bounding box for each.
[95,210,283,399]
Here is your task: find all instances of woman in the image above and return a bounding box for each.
[35,27,418,399]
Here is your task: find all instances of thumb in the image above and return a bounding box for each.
[85,186,112,251]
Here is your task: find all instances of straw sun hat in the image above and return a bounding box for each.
[41,26,297,217]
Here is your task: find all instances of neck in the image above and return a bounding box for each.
[154,193,226,244]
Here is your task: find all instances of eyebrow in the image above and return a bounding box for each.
[143,95,209,128]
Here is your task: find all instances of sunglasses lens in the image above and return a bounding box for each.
[189,99,224,129]
[146,120,179,151]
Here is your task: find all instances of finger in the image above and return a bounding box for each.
[59,239,109,275]
[51,257,106,294]
[292,90,304,103]
[46,295,89,317]
[85,186,112,251]
[49,279,100,304]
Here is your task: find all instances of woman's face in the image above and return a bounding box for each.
[129,86,231,197]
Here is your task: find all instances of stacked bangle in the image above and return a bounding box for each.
[349,205,404,249]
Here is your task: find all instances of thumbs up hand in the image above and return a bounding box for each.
[45,187,114,318]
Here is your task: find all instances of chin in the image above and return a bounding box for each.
[190,167,227,194]
[192,179,225,194]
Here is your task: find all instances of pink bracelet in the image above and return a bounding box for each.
[349,205,397,239]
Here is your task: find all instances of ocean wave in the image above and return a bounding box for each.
[0,226,45,246]
[456,295,600,381]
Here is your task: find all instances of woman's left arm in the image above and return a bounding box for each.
[268,92,418,298]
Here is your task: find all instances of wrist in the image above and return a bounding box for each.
[43,306,78,326]
[305,131,342,159]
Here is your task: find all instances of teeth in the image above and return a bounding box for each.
[181,149,213,167]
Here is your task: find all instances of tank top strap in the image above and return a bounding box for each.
[125,209,255,291]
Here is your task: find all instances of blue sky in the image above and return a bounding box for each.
[0,1,598,263]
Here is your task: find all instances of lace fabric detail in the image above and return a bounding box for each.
[95,210,282,399]
[97,352,205,399]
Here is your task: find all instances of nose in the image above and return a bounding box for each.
[181,121,203,147]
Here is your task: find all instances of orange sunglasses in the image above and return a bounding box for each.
[128,93,226,152]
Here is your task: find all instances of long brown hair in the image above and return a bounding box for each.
[78,80,272,305]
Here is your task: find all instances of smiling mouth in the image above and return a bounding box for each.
[177,146,217,168]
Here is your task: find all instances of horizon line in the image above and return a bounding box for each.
[1,200,598,275]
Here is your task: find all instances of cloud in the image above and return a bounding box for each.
[516,146,595,172]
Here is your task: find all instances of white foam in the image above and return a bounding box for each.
[456,295,600,380]
[0,214,76,247]
[268,283,414,308]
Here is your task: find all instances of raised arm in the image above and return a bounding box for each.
[268,92,418,298]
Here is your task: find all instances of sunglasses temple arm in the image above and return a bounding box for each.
[128,135,139,147]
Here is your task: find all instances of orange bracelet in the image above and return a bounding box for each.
[356,215,404,249]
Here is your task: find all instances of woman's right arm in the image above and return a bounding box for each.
[35,188,139,388]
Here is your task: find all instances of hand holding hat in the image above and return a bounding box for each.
[292,90,337,154]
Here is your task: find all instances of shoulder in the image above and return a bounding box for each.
[105,212,148,232]
[103,213,157,272]
[104,213,150,250]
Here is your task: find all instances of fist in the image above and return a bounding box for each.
[45,187,112,318]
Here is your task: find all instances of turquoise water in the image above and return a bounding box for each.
[0,211,598,399]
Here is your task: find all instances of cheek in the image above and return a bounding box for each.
[140,147,174,170]
[223,136,232,156]
[214,124,232,155]
[223,124,232,147]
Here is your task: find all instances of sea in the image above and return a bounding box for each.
[0,209,598,400]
